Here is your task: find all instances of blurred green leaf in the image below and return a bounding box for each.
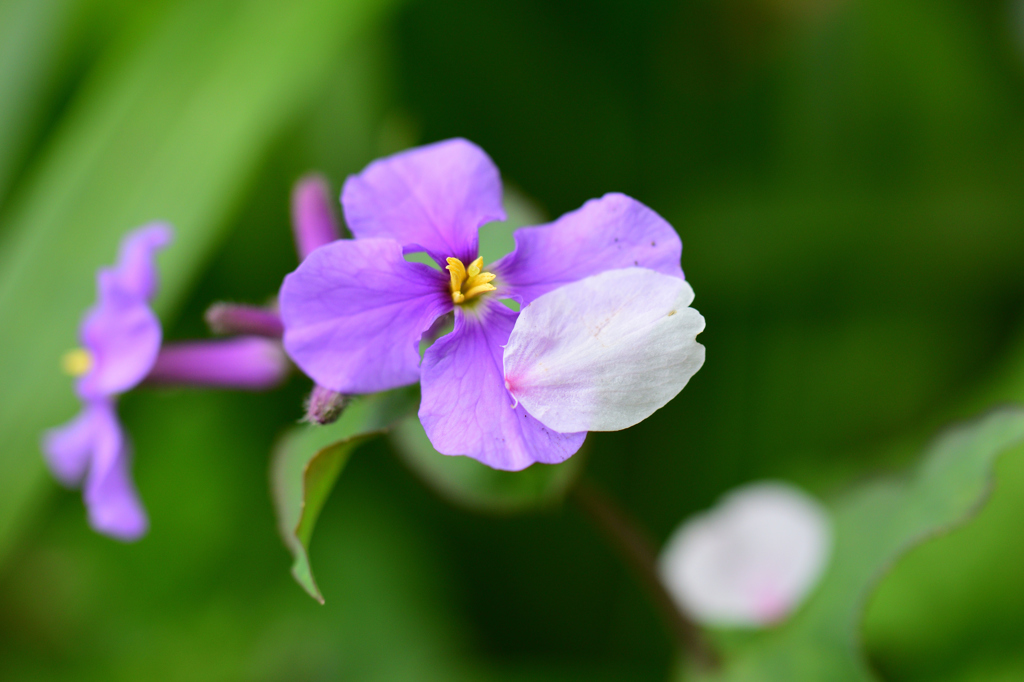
[685,407,1024,682]
[270,389,417,603]
[863,438,1024,681]
[0,0,398,564]
[389,417,585,514]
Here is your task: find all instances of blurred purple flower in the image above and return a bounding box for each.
[43,224,289,541]
[42,224,170,540]
[280,139,691,470]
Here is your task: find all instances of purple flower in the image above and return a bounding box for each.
[280,139,694,471]
[44,224,289,541]
[42,225,170,540]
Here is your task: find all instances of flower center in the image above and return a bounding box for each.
[446,256,496,304]
[61,347,94,377]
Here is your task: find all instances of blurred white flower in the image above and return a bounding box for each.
[658,481,832,628]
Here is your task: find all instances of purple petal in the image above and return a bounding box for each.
[280,238,453,393]
[292,174,342,260]
[341,139,505,264]
[110,223,173,301]
[492,193,684,305]
[81,401,148,541]
[86,458,149,542]
[41,406,99,486]
[419,300,586,471]
[144,337,290,390]
[77,271,162,400]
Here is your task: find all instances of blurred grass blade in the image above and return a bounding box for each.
[687,407,1024,682]
[390,417,585,514]
[0,0,399,564]
[0,0,77,209]
[270,389,418,603]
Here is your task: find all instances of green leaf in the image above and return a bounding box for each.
[270,389,418,603]
[0,0,398,564]
[389,417,585,514]
[685,407,1024,682]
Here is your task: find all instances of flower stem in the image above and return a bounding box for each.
[572,479,719,671]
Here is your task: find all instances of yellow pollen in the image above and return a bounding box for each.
[446,256,496,304]
[61,348,94,377]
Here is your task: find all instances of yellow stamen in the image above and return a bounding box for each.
[463,281,497,300]
[445,256,497,304]
[61,348,94,377]
[446,258,466,297]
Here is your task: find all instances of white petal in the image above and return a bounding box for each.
[502,267,705,433]
[657,482,832,628]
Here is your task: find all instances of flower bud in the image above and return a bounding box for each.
[303,384,350,425]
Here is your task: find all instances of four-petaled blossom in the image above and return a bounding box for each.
[43,224,289,541]
[280,138,705,470]
[658,481,832,628]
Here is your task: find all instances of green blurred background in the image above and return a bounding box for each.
[2,0,1024,679]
